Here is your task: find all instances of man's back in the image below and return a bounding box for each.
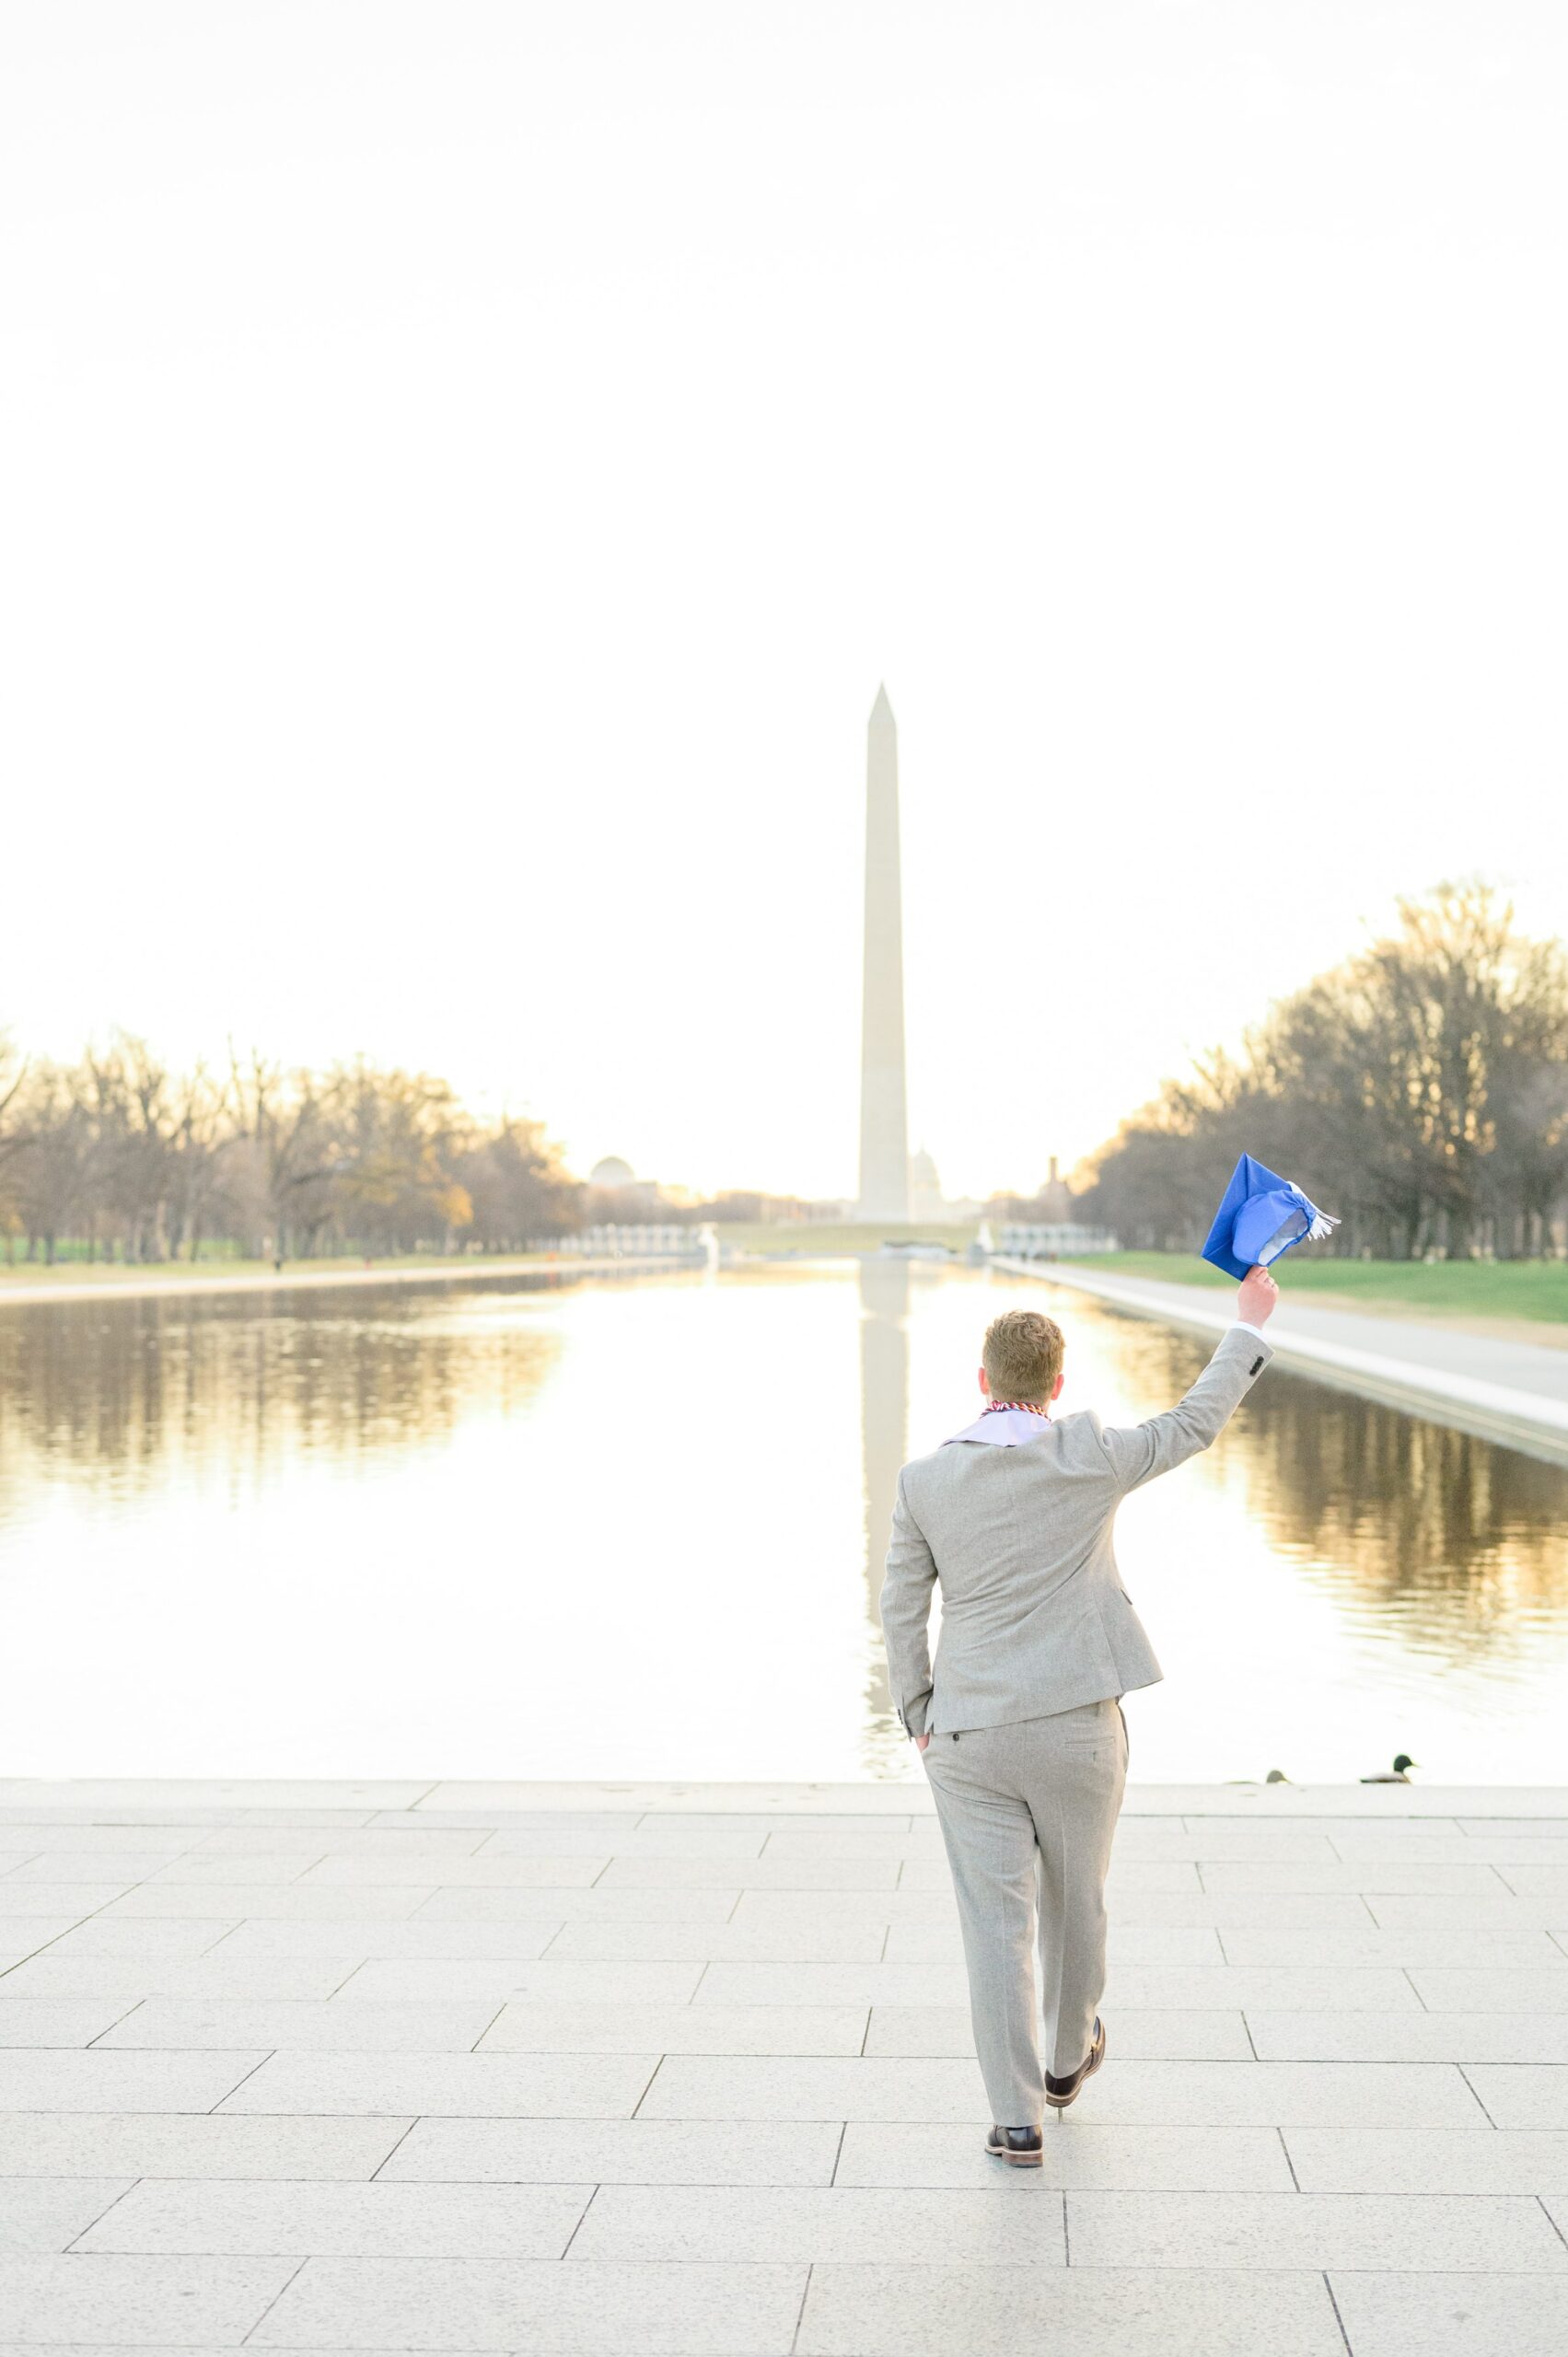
[881,1323,1272,1738]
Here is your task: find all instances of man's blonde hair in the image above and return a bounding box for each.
[982,1307,1064,1403]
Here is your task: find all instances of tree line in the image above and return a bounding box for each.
[0,1041,587,1264]
[1075,885,1568,1260]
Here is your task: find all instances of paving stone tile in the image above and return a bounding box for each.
[637,2053,987,2120]
[1458,1821,1568,1839]
[0,1782,424,1811]
[377,2116,842,2186]
[478,2003,869,2055]
[886,1924,1227,1964]
[1182,1815,1394,1839]
[248,2254,807,2351]
[219,2050,657,2118]
[0,2254,296,2342]
[0,1828,206,1854]
[480,1827,767,1858]
[694,1963,969,2008]
[0,2051,268,2114]
[1219,1929,1565,1968]
[75,2177,592,2258]
[1286,2129,1568,2195]
[635,1813,916,1836]
[102,1885,432,1922]
[368,1809,645,1835]
[1108,1967,1421,2011]
[864,2005,1253,2061]
[297,1853,608,1889]
[597,1854,900,1890]
[0,1957,359,2003]
[1065,2187,1568,2270]
[726,1890,956,1925]
[0,1805,363,1828]
[1365,1895,1566,1933]
[540,1921,887,1962]
[1353,1841,1568,1866]
[1462,2068,1568,2129]
[5,1854,188,1883]
[1324,1836,1504,1860]
[137,1856,323,1886]
[1040,2061,1492,2129]
[1200,1863,1508,1894]
[1412,1970,1568,2013]
[215,1919,563,1961]
[1329,2270,1568,2356]
[334,1959,703,2004]
[36,1920,240,1959]
[1110,1892,1377,1927]
[0,1928,84,1971]
[568,2182,1066,2263]
[759,1831,934,1860]
[0,1887,133,1917]
[1248,2014,1568,2063]
[0,2003,134,2048]
[1365,1896,1567,1931]
[0,2111,412,2179]
[1102,1862,1206,1891]
[0,2180,132,2255]
[835,2121,1294,2189]
[95,2000,502,2052]
[187,1829,486,1859]
[412,1886,737,1922]
[1499,1867,1568,1896]
[796,2260,1344,2354]
[1316,1824,1469,1846]
[1116,1827,1342,1860]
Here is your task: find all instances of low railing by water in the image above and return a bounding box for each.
[994,1223,1120,1259]
[532,1224,711,1260]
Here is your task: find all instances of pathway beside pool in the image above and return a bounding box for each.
[0,1777,1564,2354]
[1002,1258,1568,1466]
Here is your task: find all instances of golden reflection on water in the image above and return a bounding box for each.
[1102,1313,1568,1667]
[0,1279,564,1515]
[857,1257,911,1776]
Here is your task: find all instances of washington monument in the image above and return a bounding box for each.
[858,684,910,1221]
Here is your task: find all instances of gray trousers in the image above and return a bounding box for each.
[921,1697,1128,2127]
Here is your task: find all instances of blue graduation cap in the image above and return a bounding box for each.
[1202,1154,1339,1282]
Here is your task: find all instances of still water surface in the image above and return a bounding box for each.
[1,1261,1565,1781]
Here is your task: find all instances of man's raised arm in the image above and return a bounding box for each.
[1096,1268,1279,1494]
[879,1469,937,1740]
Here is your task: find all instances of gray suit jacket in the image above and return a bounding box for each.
[879,1324,1273,1738]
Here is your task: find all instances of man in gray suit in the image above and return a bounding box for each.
[879,1270,1278,2163]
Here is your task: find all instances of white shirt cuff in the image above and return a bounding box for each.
[1233,1320,1270,1341]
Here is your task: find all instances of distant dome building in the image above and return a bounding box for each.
[910,1145,946,1222]
[587,1155,661,1213]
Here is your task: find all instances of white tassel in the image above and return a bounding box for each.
[1306,1209,1340,1242]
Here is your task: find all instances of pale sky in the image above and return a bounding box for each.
[3,4,1565,1201]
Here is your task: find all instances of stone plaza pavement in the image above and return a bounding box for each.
[0,1777,1566,2355]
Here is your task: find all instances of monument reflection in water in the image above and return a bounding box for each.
[857,1254,911,1773]
[0,1263,1564,1780]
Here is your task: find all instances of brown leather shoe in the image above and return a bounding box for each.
[1044,2017,1106,2109]
[985,2124,1044,2166]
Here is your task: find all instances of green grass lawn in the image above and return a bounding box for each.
[1059,1250,1568,1325]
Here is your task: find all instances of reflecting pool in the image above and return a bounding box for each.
[1,1261,1564,1780]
